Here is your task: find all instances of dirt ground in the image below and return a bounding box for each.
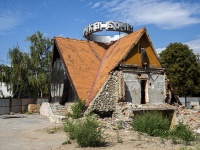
[0,114,199,150]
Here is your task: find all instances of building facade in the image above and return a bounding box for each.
[51,21,178,114]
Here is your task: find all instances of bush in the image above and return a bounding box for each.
[170,122,195,145]
[64,116,105,147]
[64,119,77,140]
[131,111,170,137]
[68,99,86,119]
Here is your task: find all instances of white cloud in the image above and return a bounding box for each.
[155,47,165,54]
[91,0,200,29]
[91,2,101,8]
[0,10,21,31]
[185,39,200,54]
[156,39,200,55]
[86,2,93,7]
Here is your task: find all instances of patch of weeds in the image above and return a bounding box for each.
[160,137,165,144]
[67,99,85,119]
[178,147,199,150]
[62,136,72,145]
[137,132,142,141]
[131,111,170,137]
[64,116,105,147]
[64,119,77,140]
[116,130,123,143]
[47,126,63,134]
[171,136,180,144]
[25,111,33,115]
[116,121,123,130]
[170,122,195,145]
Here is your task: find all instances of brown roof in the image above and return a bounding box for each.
[87,28,146,104]
[54,28,146,104]
[55,38,105,100]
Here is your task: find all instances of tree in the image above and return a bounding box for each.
[8,45,30,97]
[26,31,53,98]
[7,31,53,98]
[160,42,200,97]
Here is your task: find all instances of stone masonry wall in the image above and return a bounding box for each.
[85,71,125,114]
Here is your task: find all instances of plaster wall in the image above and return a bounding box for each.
[148,74,166,104]
[122,73,141,104]
[0,82,12,98]
[122,72,166,105]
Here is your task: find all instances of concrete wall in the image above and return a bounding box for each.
[0,98,35,114]
[148,74,166,104]
[122,72,166,105]
[0,99,10,114]
[12,98,22,113]
[22,99,35,112]
[179,97,200,108]
[122,73,141,104]
[37,98,49,105]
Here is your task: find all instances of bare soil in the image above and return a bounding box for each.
[0,114,199,150]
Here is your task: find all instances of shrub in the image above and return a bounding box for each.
[131,111,170,137]
[64,119,77,140]
[68,99,86,119]
[64,116,105,147]
[170,122,195,145]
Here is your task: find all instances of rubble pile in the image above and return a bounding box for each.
[93,102,200,134]
[175,106,200,133]
[113,102,176,120]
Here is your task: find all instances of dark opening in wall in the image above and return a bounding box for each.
[141,80,146,104]
[93,110,113,118]
[141,48,147,67]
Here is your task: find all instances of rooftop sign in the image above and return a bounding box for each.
[83,21,133,43]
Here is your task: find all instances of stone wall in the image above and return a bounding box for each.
[85,71,125,115]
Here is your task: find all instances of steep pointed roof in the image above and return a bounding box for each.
[54,38,105,100]
[53,27,157,104]
[87,28,146,104]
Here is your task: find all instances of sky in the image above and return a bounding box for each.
[0,0,200,64]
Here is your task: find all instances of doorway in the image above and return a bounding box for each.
[141,80,147,104]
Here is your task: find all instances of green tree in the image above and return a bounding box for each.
[7,31,53,98]
[8,46,31,97]
[26,31,53,98]
[160,42,200,97]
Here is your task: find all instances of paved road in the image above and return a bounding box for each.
[0,114,66,150]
